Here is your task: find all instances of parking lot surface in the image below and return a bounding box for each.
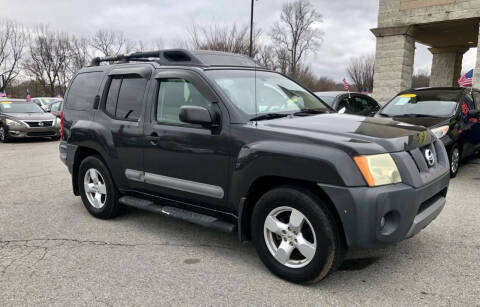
[0,140,479,306]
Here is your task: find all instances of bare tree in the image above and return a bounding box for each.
[270,0,322,77]
[24,26,71,96]
[67,36,90,75]
[89,29,133,57]
[412,69,430,88]
[347,54,374,92]
[256,45,276,70]
[187,22,261,57]
[0,19,26,91]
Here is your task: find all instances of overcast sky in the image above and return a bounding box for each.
[0,0,476,81]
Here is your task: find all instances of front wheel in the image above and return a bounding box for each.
[0,126,9,143]
[449,144,460,178]
[78,156,123,219]
[251,186,345,284]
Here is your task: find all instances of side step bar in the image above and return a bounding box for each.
[119,196,237,233]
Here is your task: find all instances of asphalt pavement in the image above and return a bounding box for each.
[0,140,479,306]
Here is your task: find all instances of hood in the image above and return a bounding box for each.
[388,115,449,128]
[5,112,55,121]
[258,113,435,154]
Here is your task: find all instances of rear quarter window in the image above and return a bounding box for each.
[65,72,103,110]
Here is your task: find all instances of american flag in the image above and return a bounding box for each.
[0,90,6,97]
[342,78,349,91]
[361,88,369,94]
[458,69,473,87]
[26,89,31,101]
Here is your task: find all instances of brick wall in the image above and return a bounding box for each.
[379,0,480,27]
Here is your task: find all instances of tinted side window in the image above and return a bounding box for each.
[156,78,211,125]
[66,72,103,110]
[461,94,475,118]
[105,78,122,117]
[473,91,480,109]
[115,77,147,121]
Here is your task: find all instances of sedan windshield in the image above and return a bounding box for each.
[42,98,62,105]
[206,70,329,118]
[316,96,335,107]
[0,102,45,113]
[381,90,460,117]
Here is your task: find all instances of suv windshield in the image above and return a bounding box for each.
[206,70,329,118]
[381,90,460,117]
[0,102,45,113]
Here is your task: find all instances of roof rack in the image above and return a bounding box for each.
[89,49,260,68]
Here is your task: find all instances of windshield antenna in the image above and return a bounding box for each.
[254,57,258,126]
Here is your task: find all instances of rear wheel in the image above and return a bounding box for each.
[251,186,345,284]
[78,156,123,219]
[449,144,460,178]
[0,126,9,143]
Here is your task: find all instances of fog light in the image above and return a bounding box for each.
[380,216,386,230]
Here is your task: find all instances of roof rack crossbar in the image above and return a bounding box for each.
[89,49,202,66]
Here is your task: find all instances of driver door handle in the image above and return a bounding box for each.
[148,132,161,146]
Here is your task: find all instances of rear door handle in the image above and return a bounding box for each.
[148,132,161,146]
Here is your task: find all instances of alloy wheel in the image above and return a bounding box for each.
[451,147,460,174]
[263,206,317,268]
[83,168,107,209]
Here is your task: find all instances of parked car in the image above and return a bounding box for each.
[60,49,449,284]
[315,91,380,116]
[377,87,480,178]
[49,100,63,128]
[0,99,60,142]
[50,100,63,118]
[32,97,63,112]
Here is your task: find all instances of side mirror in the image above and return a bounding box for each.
[179,105,215,126]
[468,109,480,118]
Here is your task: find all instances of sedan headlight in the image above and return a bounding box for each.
[353,153,402,187]
[5,119,24,127]
[430,125,449,139]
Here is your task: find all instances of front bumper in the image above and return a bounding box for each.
[7,125,59,138]
[319,171,450,249]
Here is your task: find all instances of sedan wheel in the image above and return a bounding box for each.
[450,145,460,178]
[0,126,6,142]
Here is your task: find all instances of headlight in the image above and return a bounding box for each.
[430,125,449,139]
[5,119,24,127]
[353,153,402,187]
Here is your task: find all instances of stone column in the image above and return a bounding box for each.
[474,24,480,89]
[371,27,415,105]
[429,46,468,87]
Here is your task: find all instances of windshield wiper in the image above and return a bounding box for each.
[394,113,440,118]
[250,113,290,121]
[293,109,327,116]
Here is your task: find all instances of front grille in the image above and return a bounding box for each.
[408,141,438,172]
[27,131,56,137]
[25,121,53,127]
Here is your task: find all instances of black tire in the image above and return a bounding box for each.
[251,185,345,284]
[78,155,123,219]
[51,136,61,141]
[0,125,9,143]
[448,144,460,178]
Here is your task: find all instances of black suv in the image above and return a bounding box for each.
[60,50,450,284]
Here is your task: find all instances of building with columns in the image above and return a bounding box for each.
[371,0,480,104]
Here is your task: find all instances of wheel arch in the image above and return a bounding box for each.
[238,175,347,247]
[71,146,111,195]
